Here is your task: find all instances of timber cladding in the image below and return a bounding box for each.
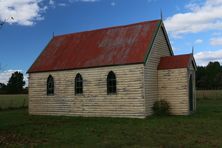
[144,27,171,116]
[158,68,190,115]
[188,61,197,112]
[29,64,146,118]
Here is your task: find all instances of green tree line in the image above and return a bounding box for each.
[196,61,222,90]
[0,71,27,94]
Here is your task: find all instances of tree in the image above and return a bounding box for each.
[196,66,207,89]
[206,62,221,89]
[0,83,6,89]
[215,73,222,89]
[0,83,7,94]
[196,61,222,90]
[7,71,25,94]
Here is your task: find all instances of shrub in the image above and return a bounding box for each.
[152,100,170,116]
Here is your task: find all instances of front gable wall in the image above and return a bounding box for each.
[144,25,172,115]
[29,64,146,118]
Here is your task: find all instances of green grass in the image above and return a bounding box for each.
[0,97,222,147]
[0,95,28,110]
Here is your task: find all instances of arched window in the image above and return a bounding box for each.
[75,73,83,95]
[107,71,116,94]
[47,75,54,95]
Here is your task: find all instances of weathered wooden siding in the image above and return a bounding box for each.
[144,26,171,115]
[188,61,196,112]
[29,64,146,118]
[158,68,189,115]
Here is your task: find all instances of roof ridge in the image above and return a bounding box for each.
[54,19,161,38]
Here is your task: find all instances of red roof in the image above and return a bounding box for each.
[158,54,193,70]
[28,20,162,73]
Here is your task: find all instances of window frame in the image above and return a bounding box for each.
[75,73,83,95]
[107,71,117,95]
[47,75,54,96]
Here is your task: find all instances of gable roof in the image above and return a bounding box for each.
[158,54,196,70]
[28,19,170,73]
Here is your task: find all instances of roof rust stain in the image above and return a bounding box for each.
[28,20,161,73]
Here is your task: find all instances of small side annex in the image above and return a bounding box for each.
[158,54,197,115]
[27,19,197,118]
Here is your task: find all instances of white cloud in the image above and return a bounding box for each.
[185,2,201,12]
[49,0,56,8]
[111,2,116,6]
[0,0,102,26]
[49,0,54,6]
[210,37,222,46]
[0,0,48,26]
[194,49,222,66]
[0,70,19,84]
[0,70,28,87]
[212,32,222,36]
[71,0,99,2]
[194,39,203,44]
[165,0,222,38]
[24,74,28,87]
[172,46,180,51]
[58,3,67,7]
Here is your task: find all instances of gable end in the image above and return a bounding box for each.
[144,20,174,64]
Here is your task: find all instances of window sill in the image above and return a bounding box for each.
[75,94,84,96]
[107,93,117,95]
[47,94,54,96]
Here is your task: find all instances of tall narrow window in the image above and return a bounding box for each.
[107,71,116,94]
[75,73,83,95]
[47,75,54,95]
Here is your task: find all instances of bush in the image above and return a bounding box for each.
[152,100,170,116]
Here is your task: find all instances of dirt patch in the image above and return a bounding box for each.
[0,132,47,146]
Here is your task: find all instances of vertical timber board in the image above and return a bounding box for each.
[144,26,171,115]
[188,61,196,112]
[158,68,189,115]
[28,64,146,118]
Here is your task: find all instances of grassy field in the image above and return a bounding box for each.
[0,92,222,147]
[0,95,28,110]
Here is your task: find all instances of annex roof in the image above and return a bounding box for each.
[28,19,164,73]
[158,54,196,70]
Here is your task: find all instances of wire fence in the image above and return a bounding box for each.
[0,94,28,110]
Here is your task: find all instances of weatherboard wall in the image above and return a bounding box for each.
[28,64,146,118]
[144,26,171,115]
[158,68,189,115]
[188,61,196,112]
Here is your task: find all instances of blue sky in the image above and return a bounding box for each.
[1,0,222,85]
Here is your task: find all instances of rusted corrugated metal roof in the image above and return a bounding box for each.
[158,54,193,70]
[28,20,161,73]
